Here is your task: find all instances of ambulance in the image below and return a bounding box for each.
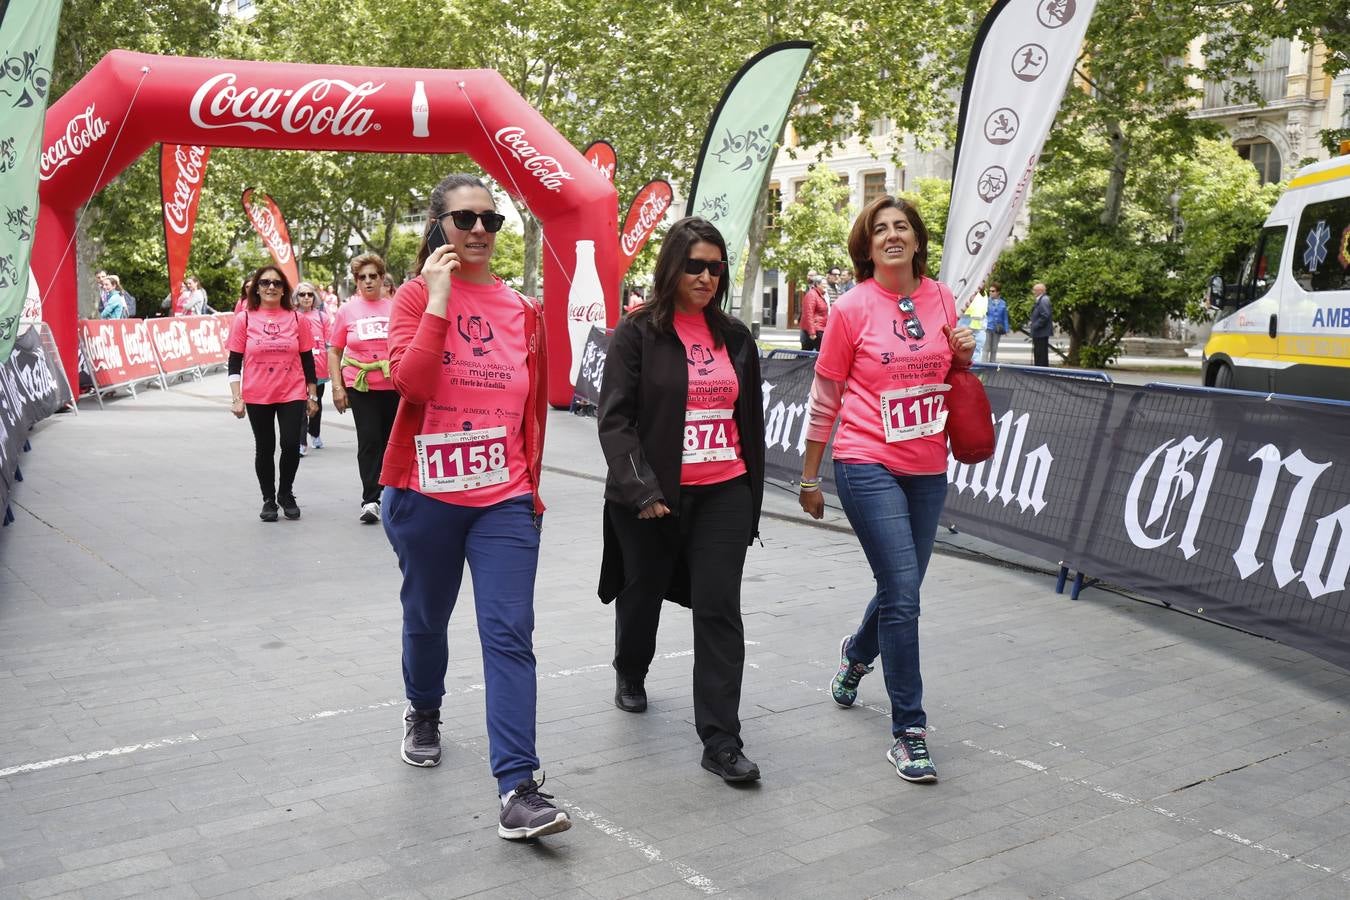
[1204,148,1350,400]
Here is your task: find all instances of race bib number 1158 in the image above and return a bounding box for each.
[415,426,510,493]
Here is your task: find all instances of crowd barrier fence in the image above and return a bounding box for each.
[572,327,1350,671]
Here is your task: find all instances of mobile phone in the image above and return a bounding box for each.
[426,220,448,256]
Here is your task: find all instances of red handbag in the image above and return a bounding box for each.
[940,284,995,464]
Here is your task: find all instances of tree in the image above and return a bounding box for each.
[899,177,951,279]
[762,163,849,286]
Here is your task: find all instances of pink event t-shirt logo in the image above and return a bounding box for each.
[494,127,574,193]
[164,145,208,236]
[621,191,672,257]
[247,204,293,264]
[190,73,385,136]
[40,104,109,181]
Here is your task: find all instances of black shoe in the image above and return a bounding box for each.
[614,674,647,713]
[278,493,300,520]
[259,499,279,522]
[701,746,760,783]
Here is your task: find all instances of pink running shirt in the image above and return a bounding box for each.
[227,307,315,405]
[814,277,955,476]
[330,296,394,391]
[673,310,747,486]
[406,277,532,508]
[300,309,331,381]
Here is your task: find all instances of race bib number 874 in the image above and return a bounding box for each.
[682,408,738,464]
[416,426,510,493]
[879,383,950,443]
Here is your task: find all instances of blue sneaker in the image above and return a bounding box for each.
[312,435,324,449]
[887,727,938,783]
[830,635,873,707]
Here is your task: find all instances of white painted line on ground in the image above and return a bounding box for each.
[960,737,1342,879]
[562,804,721,895]
[0,734,200,778]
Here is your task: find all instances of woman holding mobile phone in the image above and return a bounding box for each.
[379,173,569,841]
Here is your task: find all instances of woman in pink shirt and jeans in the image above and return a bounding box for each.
[798,196,974,784]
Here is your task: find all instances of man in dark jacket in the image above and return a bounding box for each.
[1029,282,1053,367]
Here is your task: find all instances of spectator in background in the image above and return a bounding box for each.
[825,267,846,305]
[100,275,129,319]
[235,276,253,313]
[94,271,112,316]
[984,284,1009,363]
[295,283,331,455]
[382,274,397,299]
[323,283,339,315]
[959,286,988,364]
[800,274,829,351]
[181,276,209,315]
[1029,282,1053,367]
[625,285,645,315]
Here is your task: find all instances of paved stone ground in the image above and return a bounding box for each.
[2,374,1349,900]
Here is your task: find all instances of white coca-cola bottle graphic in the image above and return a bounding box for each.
[411,81,429,138]
[567,239,605,386]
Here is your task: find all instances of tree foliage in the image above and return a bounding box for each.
[761,163,850,285]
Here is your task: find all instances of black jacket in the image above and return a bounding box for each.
[596,310,765,604]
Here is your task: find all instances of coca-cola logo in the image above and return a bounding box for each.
[245,200,293,264]
[39,104,108,181]
[621,190,672,257]
[84,324,124,371]
[567,301,605,325]
[164,145,208,236]
[189,320,223,354]
[123,323,157,366]
[153,321,192,361]
[494,127,574,193]
[189,73,384,137]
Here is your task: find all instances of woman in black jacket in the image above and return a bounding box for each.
[597,217,765,783]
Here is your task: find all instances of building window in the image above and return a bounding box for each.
[764,184,781,231]
[862,172,888,207]
[1236,140,1281,185]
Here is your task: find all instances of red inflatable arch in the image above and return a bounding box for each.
[34,51,618,408]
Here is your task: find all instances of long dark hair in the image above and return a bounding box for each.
[847,195,929,284]
[634,216,735,348]
[245,266,293,311]
[414,173,493,275]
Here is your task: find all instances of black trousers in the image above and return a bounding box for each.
[800,330,822,351]
[246,400,306,501]
[1032,336,1050,367]
[346,387,400,504]
[610,476,753,751]
[307,382,326,439]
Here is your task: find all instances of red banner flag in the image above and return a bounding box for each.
[619,179,673,275]
[241,188,300,288]
[582,140,616,183]
[159,144,211,303]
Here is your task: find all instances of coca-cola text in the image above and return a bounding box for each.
[190,73,384,137]
[164,145,208,236]
[40,104,109,181]
[494,127,574,193]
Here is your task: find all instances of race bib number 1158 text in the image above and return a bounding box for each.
[416,426,510,493]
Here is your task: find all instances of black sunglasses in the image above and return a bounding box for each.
[256,278,285,289]
[356,272,382,281]
[296,291,316,298]
[898,296,925,340]
[684,258,727,277]
[440,209,506,233]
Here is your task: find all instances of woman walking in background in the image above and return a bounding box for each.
[227,266,319,522]
[797,196,974,783]
[295,283,331,454]
[597,216,766,784]
[329,253,398,524]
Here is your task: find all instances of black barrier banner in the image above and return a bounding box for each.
[939,369,1350,672]
[761,354,833,487]
[1,325,71,515]
[574,326,609,408]
[1076,386,1350,669]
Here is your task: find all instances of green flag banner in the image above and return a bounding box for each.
[0,0,64,360]
[686,41,813,304]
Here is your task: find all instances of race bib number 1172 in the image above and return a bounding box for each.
[879,383,950,443]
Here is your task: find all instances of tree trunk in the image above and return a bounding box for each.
[738,188,771,328]
[1100,117,1129,230]
[520,206,541,298]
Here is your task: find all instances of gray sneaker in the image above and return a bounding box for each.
[400,705,441,767]
[498,777,571,840]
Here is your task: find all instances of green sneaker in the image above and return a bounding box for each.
[831,634,873,707]
[887,727,938,783]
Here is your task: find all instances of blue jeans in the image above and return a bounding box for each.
[834,463,947,735]
[382,487,541,793]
